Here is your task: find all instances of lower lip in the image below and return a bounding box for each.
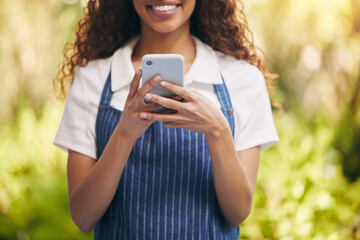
[147,5,181,19]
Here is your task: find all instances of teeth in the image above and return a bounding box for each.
[151,5,178,12]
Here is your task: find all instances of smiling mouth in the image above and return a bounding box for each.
[147,3,182,12]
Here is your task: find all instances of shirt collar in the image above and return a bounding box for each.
[186,37,222,85]
[111,36,139,92]
[110,35,222,92]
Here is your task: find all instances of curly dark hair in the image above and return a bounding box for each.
[54,0,277,101]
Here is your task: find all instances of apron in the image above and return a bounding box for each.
[94,70,239,239]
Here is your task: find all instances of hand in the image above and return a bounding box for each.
[115,69,165,141]
[151,95,183,114]
[139,81,230,138]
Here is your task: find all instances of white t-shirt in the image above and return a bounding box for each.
[54,36,279,159]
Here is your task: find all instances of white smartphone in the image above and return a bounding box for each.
[141,54,184,103]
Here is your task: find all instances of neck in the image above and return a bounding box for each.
[132,23,196,64]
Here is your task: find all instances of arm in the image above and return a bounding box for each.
[206,127,260,227]
[67,71,163,233]
[141,81,260,227]
[67,134,135,233]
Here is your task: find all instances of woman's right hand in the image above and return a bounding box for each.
[114,69,163,142]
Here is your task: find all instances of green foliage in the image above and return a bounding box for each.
[240,113,360,239]
[0,106,93,240]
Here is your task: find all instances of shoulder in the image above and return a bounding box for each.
[73,56,112,93]
[215,51,264,83]
[215,51,266,94]
[214,53,278,152]
[68,56,113,110]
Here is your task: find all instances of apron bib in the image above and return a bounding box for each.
[94,71,238,239]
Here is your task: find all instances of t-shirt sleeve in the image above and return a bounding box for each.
[53,68,97,159]
[234,66,279,152]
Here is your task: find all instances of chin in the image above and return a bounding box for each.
[152,25,180,34]
[144,21,185,34]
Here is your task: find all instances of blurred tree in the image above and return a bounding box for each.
[247,0,360,121]
[246,0,360,183]
[0,0,83,121]
[333,0,360,182]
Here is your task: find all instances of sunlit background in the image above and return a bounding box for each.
[0,0,359,239]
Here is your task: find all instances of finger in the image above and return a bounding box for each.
[139,112,187,122]
[143,103,166,112]
[137,75,161,100]
[139,117,155,125]
[128,69,142,99]
[159,81,192,101]
[144,93,183,110]
[170,95,183,101]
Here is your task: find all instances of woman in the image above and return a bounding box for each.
[53,0,279,239]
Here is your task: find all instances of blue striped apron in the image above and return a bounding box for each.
[94,71,239,239]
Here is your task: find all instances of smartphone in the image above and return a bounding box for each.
[141,54,184,103]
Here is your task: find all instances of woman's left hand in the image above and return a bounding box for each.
[139,81,230,138]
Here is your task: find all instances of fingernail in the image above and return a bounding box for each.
[175,95,182,100]
[154,76,161,83]
[160,81,166,87]
[145,93,151,100]
[140,113,147,119]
